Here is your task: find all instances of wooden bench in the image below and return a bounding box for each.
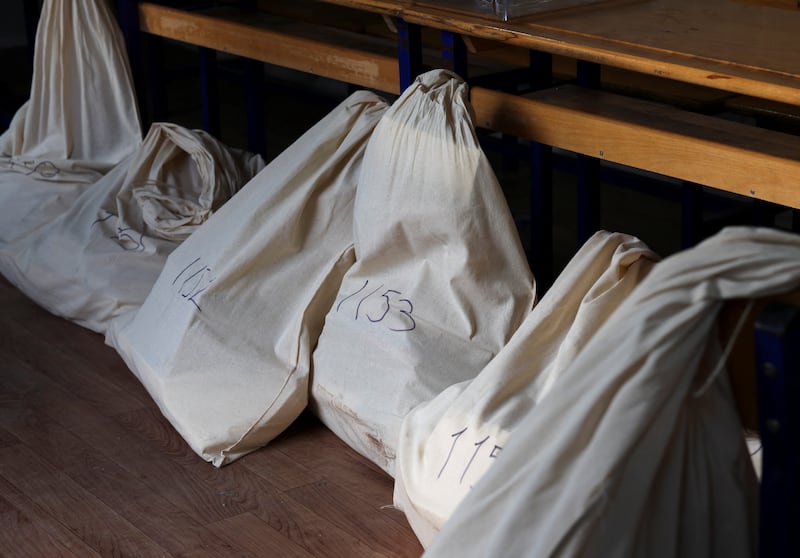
[472,84,800,209]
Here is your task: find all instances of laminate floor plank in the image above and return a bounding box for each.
[0,476,103,558]
[0,318,150,416]
[0,297,151,409]
[0,424,20,449]
[115,408,396,557]
[0,405,245,558]
[287,478,422,558]
[273,413,412,528]
[206,512,316,558]
[240,439,324,492]
[0,276,423,557]
[0,445,172,558]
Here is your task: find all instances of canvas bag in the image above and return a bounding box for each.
[310,70,536,476]
[0,122,264,333]
[394,230,658,546]
[106,91,389,466]
[424,226,800,558]
[0,0,142,246]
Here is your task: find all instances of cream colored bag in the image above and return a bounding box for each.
[0,123,264,333]
[425,226,800,558]
[394,230,658,546]
[107,92,389,466]
[0,0,142,246]
[310,70,536,476]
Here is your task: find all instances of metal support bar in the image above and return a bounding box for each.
[23,0,40,63]
[243,58,265,156]
[680,181,703,248]
[441,31,468,80]
[576,155,600,245]
[576,60,601,89]
[198,47,220,139]
[116,0,146,132]
[530,142,554,291]
[146,35,168,124]
[396,19,423,91]
[755,303,800,558]
[529,50,553,91]
[574,60,602,246]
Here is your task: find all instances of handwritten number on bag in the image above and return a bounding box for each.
[336,280,416,332]
[91,210,146,252]
[437,427,503,484]
[172,257,215,311]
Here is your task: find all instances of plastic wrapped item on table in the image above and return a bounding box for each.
[0,0,142,247]
[310,69,536,476]
[0,122,264,333]
[106,91,389,466]
[394,230,658,547]
[413,0,607,21]
[424,226,800,558]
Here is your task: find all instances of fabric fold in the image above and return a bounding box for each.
[310,69,536,476]
[106,91,389,466]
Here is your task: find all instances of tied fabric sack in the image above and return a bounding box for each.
[107,91,389,466]
[425,226,800,558]
[0,0,142,247]
[394,230,658,546]
[310,70,536,476]
[0,122,264,333]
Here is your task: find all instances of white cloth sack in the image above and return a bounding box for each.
[0,122,264,333]
[0,0,142,246]
[106,91,389,466]
[424,226,800,558]
[310,70,536,476]
[395,230,658,546]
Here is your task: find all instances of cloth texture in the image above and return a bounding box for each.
[107,92,388,466]
[394,230,658,546]
[310,70,536,476]
[1,123,264,332]
[0,0,142,247]
[423,226,800,558]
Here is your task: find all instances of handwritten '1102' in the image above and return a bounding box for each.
[171,257,215,311]
[335,279,416,332]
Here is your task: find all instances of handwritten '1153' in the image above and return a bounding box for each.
[335,279,416,332]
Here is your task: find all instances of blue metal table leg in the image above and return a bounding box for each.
[441,30,468,80]
[116,0,146,132]
[243,58,265,157]
[198,46,221,139]
[575,60,601,247]
[530,142,554,292]
[755,302,800,558]
[23,0,40,63]
[680,181,703,248]
[238,0,265,156]
[147,35,168,124]
[527,50,555,291]
[396,19,423,91]
[529,51,552,90]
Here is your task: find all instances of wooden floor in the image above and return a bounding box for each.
[0,276,423,557]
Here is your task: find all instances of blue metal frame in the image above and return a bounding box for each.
[396,19,423,91]
[117,0,146,132]
[755,302,800,558]
[680,181,703,249]
[441,30,468,80]
[198,46,221,139]
[575,61,601,247]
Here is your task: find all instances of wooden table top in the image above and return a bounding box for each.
[321,0,800,106]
